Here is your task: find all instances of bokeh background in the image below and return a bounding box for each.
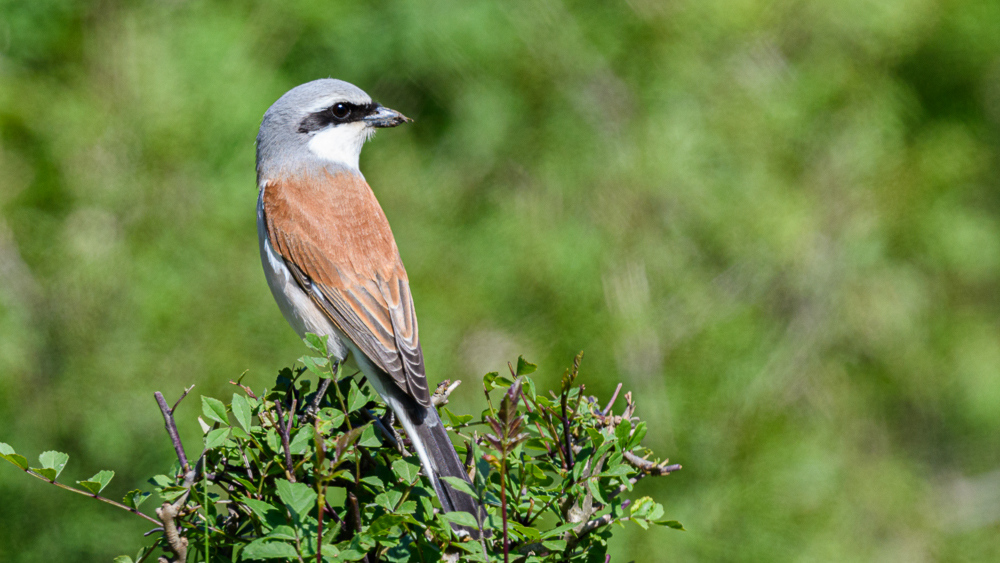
[1,0,999,560]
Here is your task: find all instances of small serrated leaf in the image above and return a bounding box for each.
[368,514,405,536]
[304,333,329,355]
[231,393,252,431]
[201,396,228,425]
[655,519,685,530]
[241,497,278,521]
[205,427,231,449]
[441,407,473,427]
[482,371,499,392]
[124,489,151,510]
[346,380,367,412]
[242,538,298,560]
[357,424,380,447]
[38,451,69,478]
[77,470,114,494]
[541,539,567,552]
[275,478,317,518]
[112,556,133,563]
[439,476,477,497]
[440,510,480,529]
[391,458,421,483]
[515,356,537,376]
[288,425,313,455]
[31,467,57,481]
[0,443,28,470]
[299,355,329,377]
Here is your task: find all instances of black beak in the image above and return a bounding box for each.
[364,105,412,128]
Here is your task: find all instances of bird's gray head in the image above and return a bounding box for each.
[256,79,410,181]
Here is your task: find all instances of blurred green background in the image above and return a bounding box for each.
[1,0,999,560]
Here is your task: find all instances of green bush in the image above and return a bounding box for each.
[0,346,679,563]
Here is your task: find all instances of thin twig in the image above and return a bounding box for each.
[155,391,190,472]
[273,400,295,482]
[560,393,574,471]
[18,468,160,525]
[170,385,195,414]
[309,377,333,416]
[601,383,623,417]
[622,451,681,476]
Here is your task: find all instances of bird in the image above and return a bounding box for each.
[255,79,486,538]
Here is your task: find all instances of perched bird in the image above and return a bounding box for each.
[255,79,486,537]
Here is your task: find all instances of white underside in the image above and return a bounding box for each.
[306,122,372,170]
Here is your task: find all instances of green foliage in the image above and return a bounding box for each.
[3,1,1000,561]
[0,355,679,562]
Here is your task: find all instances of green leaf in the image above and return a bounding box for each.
[123,490,151,510]
[242,497,278,521]
[482,371,500,392]
[440,510,480,529]
[441,406,473,427]
[374,489,403,512]
[275,478,317,518]
[288,425,313,455]
[77,470,114,494]
[357,424,381,448]
[38,451,69,477]
[112,557,133,563]
[0,442,28,470]
[31,467,57,481]
[367,514,405,536]
[391,458,421,483]
[201,396,229,425]
[232,393,253,431]
[439,475,477,497]
[304,332,329,355]
[654,519,686,530]
[540,521,581,539]
[148,474,172,487]
[627,421,647,450]
[615,420,631,446]
[157,486,187,502]
[542,539,567,552]
[299,355,329,377]
[516,355,537,376]
[346,379,367,412]
[241,538,298,560]
[506,520,541,541]
[265,525,297,541]
[205,427,231,449]
[587,478,607,505]
[630,495,655,518]
[359,474,384,491]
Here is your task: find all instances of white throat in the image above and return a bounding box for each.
[306,122,372,170]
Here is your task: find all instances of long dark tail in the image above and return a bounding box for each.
[394,399,488,539]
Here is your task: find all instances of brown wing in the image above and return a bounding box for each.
[262,170,430,406]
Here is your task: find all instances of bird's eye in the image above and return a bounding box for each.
[331,103,350,119]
